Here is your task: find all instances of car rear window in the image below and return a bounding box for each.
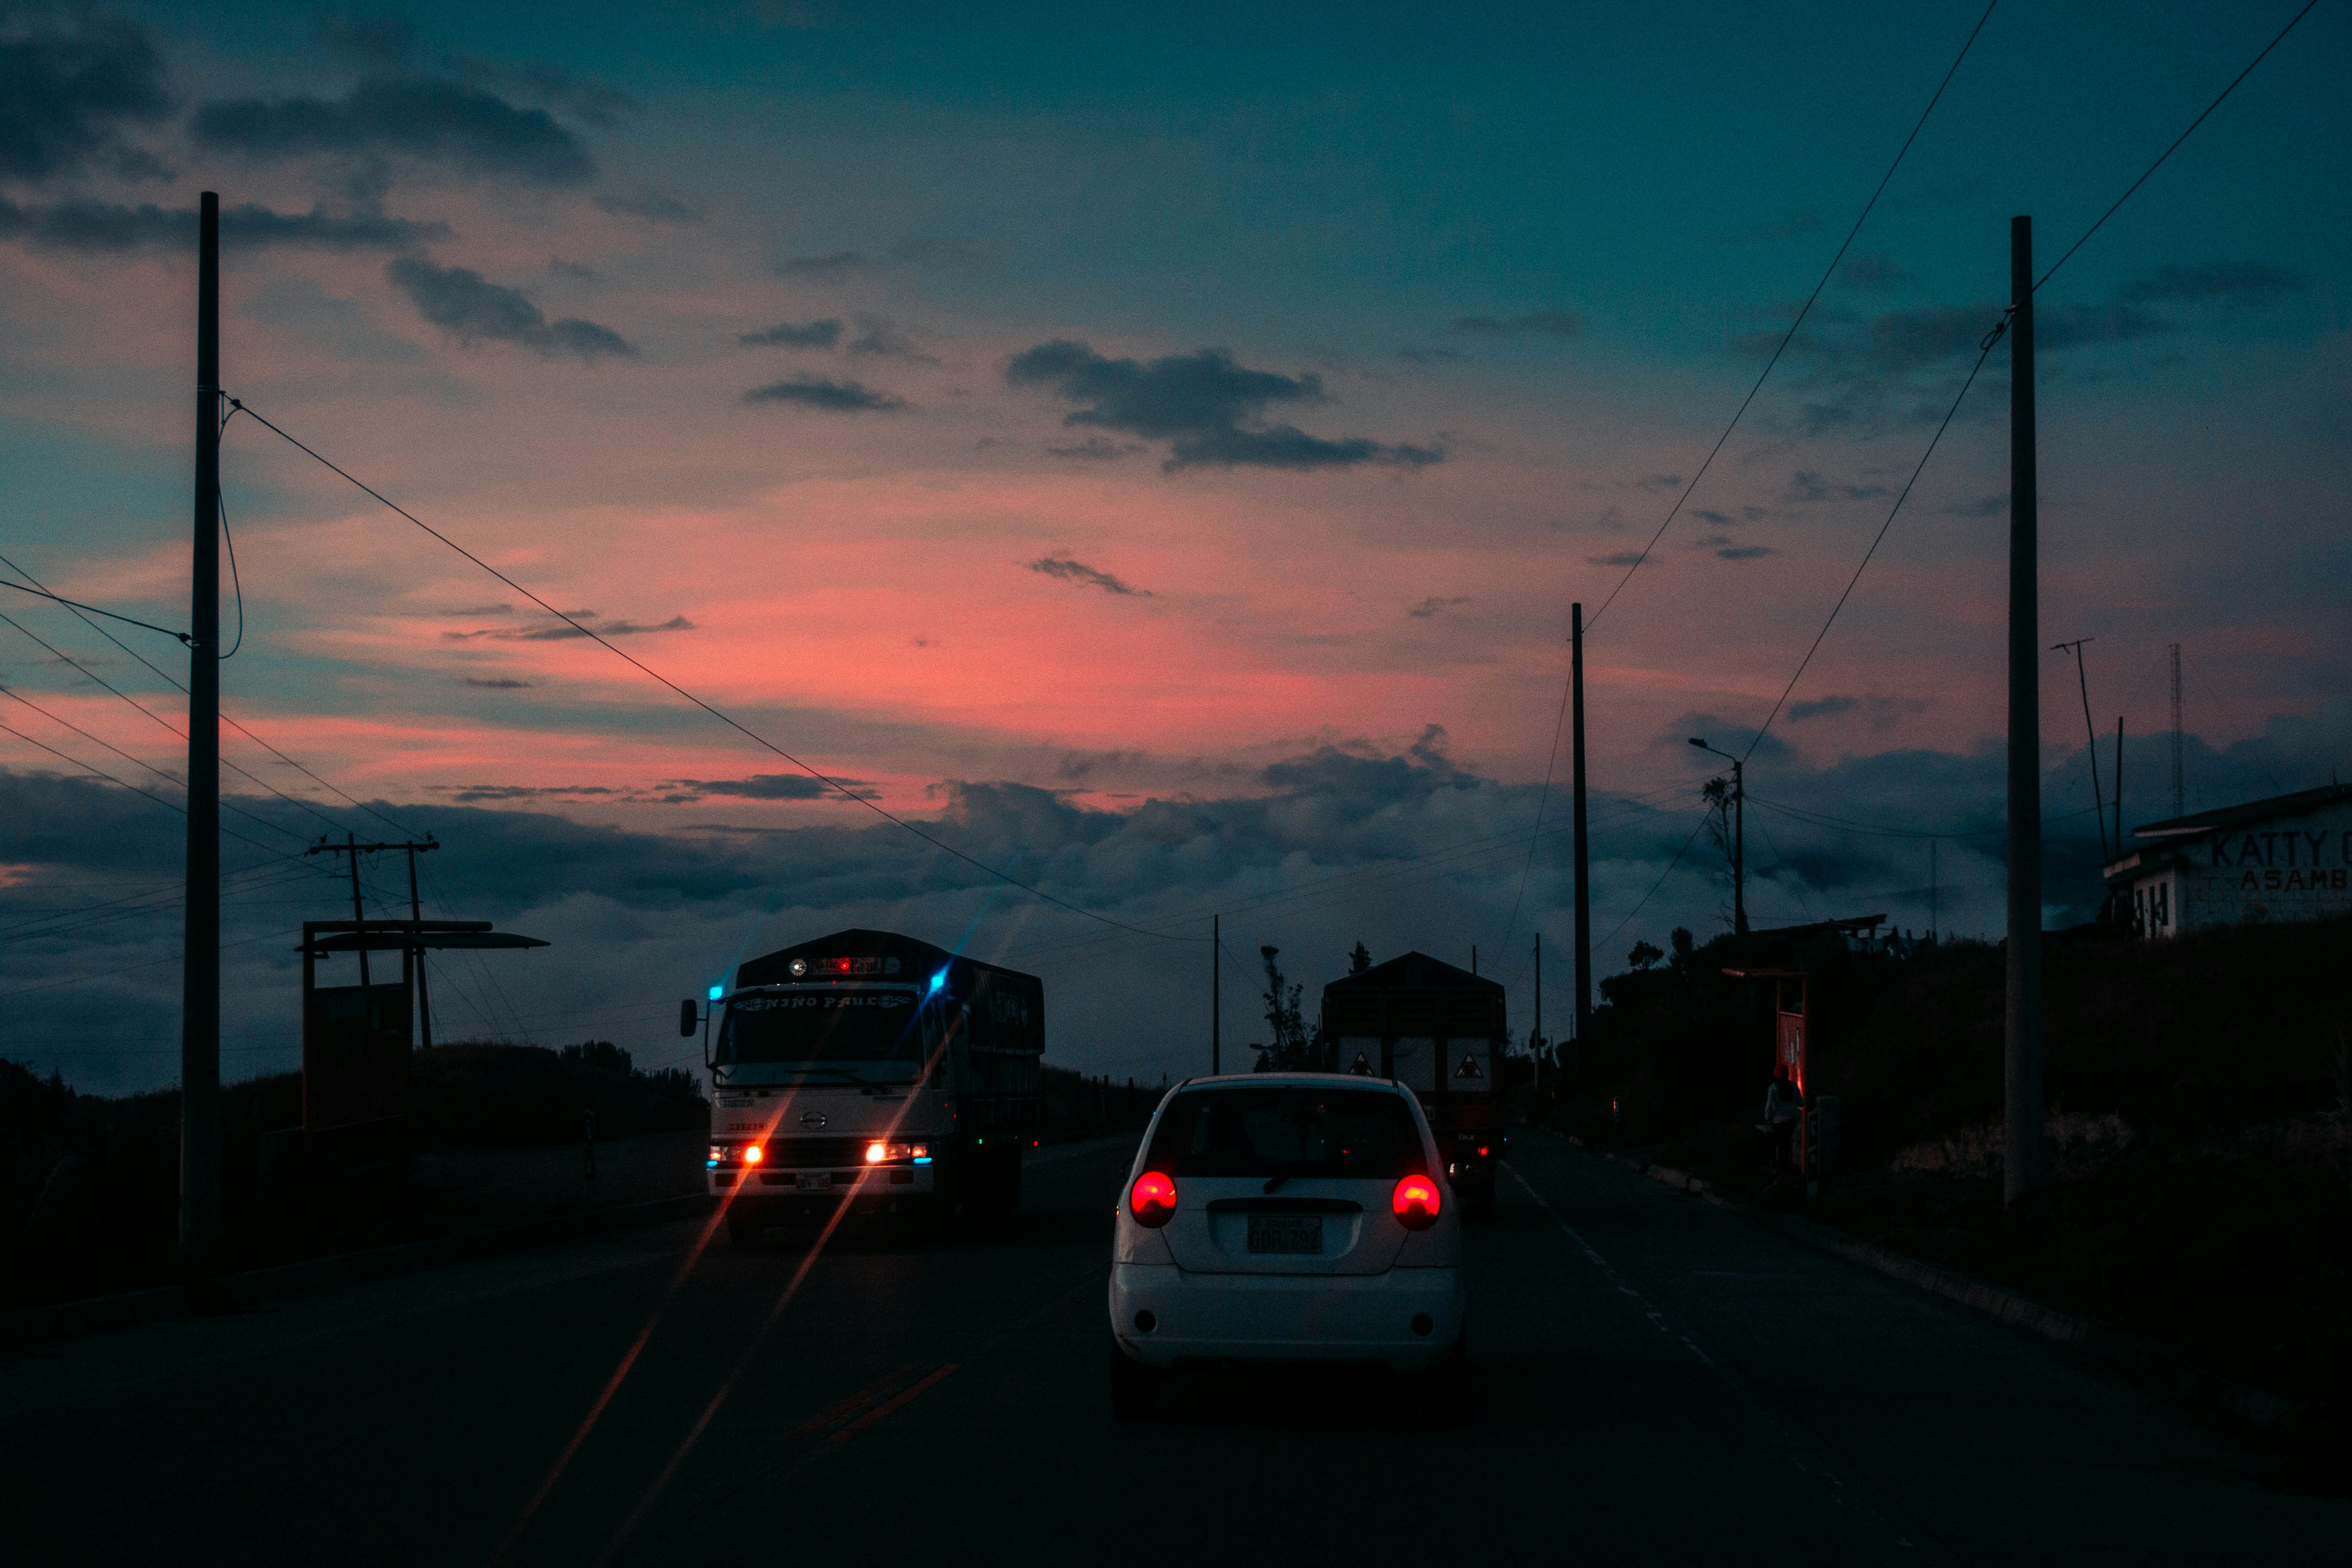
[1143,1086,1427,1180]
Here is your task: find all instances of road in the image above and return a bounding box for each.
[3,1130,2341,1566]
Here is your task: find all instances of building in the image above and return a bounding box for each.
[2103,783,2352,938]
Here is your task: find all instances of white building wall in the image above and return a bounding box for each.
[2155,800,2352,933]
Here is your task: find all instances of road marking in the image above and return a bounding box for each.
[1507,1160,1929,1558]
[826,1363,959,1443]
[784,1364,919,1442]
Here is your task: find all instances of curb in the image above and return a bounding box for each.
[2,1192,716,1353]
[1545,1129,2294,1430]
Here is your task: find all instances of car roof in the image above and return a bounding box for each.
[1170,1071,1409,1093]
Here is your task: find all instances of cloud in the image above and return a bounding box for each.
[1839,254,1906,291]
[739,318,842,349]
[0,19,175,183]
[427,783,622,802]
[547,257,597,280]
[1714,545,1773,561]
[1693,508,1732,526]
[443,613,692,641]
[776,250,870,278]
[1942,493,2006,517]
[1003,340,1443,473]
[1407,597,1468,619]
[1026,555,1151,596]
[742,376,906,412]
[1782,470,1891,504]
[0,199,447,252]
[1396,345,1462,364]
[462,677,533,688]
[1448,311,1583,339]
[663,773,870,801]
[1786,694,1929,728]
[595,190,701,223]
[1585,551,1646,567]
[1045,437,1135,461]
[888,233,975,268]
[192,78,596,185]
[387,257,636,360]
[1636,474,1681,492]
[845,313,937,364]
[2123,263,2306,303]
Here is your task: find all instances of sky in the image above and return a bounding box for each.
[2,0,2346,1095]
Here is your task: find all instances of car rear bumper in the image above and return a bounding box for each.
[1109,1262,1463,1372]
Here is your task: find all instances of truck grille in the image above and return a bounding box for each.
[765,1137,874,1167]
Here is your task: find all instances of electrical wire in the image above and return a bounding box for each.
[0,577,190,643]
[2033,0,2322,294]
[1493,1,2000,970]
[228,399,1199,946]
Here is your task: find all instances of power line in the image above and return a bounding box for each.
[2033,0,2322,292]
[1741,331,2002,762]
[1498,3,2000,971]
[0,551,423,839]
[0,576,190,643]
[0,716,298,863]
[1736,3,2322,764]
[1582,0,2000,635]
[229,399,1197,946]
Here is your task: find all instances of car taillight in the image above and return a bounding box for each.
[1129,1170,1177,1228]
[743,1145,763,1164]
[864,1141,887,1163]
[1392,1173,1441,1230]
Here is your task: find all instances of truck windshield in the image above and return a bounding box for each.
[1143,1086,1427,1180]
[717,989,927,1068]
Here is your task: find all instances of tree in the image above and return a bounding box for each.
[1348,941,1372,975]
[1253,945,1319,1071]
[1627,940,1663,972]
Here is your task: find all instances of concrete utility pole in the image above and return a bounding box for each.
[2005,214,2046,1208]
[1570,603,1591,1044]
[1688,737,1746,936]
[178,191,221,1262]
[1210,913,1220,1076]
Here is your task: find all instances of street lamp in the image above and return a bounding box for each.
[1688,737,1746,936]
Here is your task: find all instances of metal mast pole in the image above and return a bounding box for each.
[2005,214,2046,1208]
[1570,603,1591,1043]
[178,191,221,1261]
[2168,642,2184,816]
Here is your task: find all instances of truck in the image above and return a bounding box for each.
[1320,951,1507,1215]
[689,928,1043,1246]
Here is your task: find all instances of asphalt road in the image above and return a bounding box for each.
[3,1130,2343,1566]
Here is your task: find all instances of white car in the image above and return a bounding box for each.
[1107,1072,1467,1421]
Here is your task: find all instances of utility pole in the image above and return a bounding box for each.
[2168,642,2184,817]
[178,191,221,1262]
[2053,637,2108,860]
[1531,932,1542,1078]
[1210,913,1220,1076]
[1570,603,1591,1044]
[306,835,440,1008]
[2005,213,2046,1209]
[404,839,439,1050]
[1470,944,1477,977]
[1929,839,1939,943]
[1688,737,1746,936]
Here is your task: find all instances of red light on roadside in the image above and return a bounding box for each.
[1129,1170,1177,1228]
[1392,1173,1441,1230]
[1476,1145,1489,1158]
[743,1145,763,1164]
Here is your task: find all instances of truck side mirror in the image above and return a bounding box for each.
[680,999,699,1038]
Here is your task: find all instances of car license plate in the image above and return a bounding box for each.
[796,1172,832,1191]
[1247,1214,1322,1254]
